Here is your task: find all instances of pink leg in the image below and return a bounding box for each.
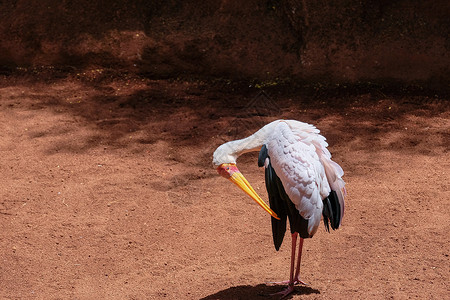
[287,232,297,286]
[270,233,298,298]
[293,237,308,285]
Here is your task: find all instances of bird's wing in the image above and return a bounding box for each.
[259,145,311,249]
[285,120,346,228]
[320,157,346,228]
[309,133,346,228]
[267,122,327,237]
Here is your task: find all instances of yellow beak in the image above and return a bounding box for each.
[229,171,280,220]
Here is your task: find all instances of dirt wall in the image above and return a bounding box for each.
[0,1,449,88]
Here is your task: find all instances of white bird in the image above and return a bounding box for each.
[213,119,346,298]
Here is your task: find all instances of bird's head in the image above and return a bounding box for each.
[216,163,279,220]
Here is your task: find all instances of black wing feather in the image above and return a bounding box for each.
[322,190,341,231]
[264,160,287,251]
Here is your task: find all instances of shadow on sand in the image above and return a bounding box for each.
[200,283,320,300]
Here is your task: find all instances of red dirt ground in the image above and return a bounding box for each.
[0,72,449,299]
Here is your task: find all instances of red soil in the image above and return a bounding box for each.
[0,72,449,299]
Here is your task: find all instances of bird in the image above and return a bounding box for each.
[212,119,346,298]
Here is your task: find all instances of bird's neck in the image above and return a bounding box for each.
[227,136,264,157]
[227,121,279,158]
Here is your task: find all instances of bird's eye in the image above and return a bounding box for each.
[226,167,230,170]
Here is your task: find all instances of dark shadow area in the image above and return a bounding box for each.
[200,283,320,300]
[2,72,447,170]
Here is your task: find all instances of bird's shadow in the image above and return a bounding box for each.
[200,283,320,300]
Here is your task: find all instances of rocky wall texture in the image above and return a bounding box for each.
[0,0,448,88]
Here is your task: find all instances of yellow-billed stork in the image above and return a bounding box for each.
[213,119,346,297]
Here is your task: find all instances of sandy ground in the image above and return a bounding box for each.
[0,73,449,299]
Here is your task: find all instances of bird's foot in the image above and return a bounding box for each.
[268,277,309,286]
[293,277,309,286]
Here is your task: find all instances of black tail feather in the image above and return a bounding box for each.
[322,190,341,232]
[322,197,331,232]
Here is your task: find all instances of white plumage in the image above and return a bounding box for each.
[213,120,345,232]
[267,121,330,236]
